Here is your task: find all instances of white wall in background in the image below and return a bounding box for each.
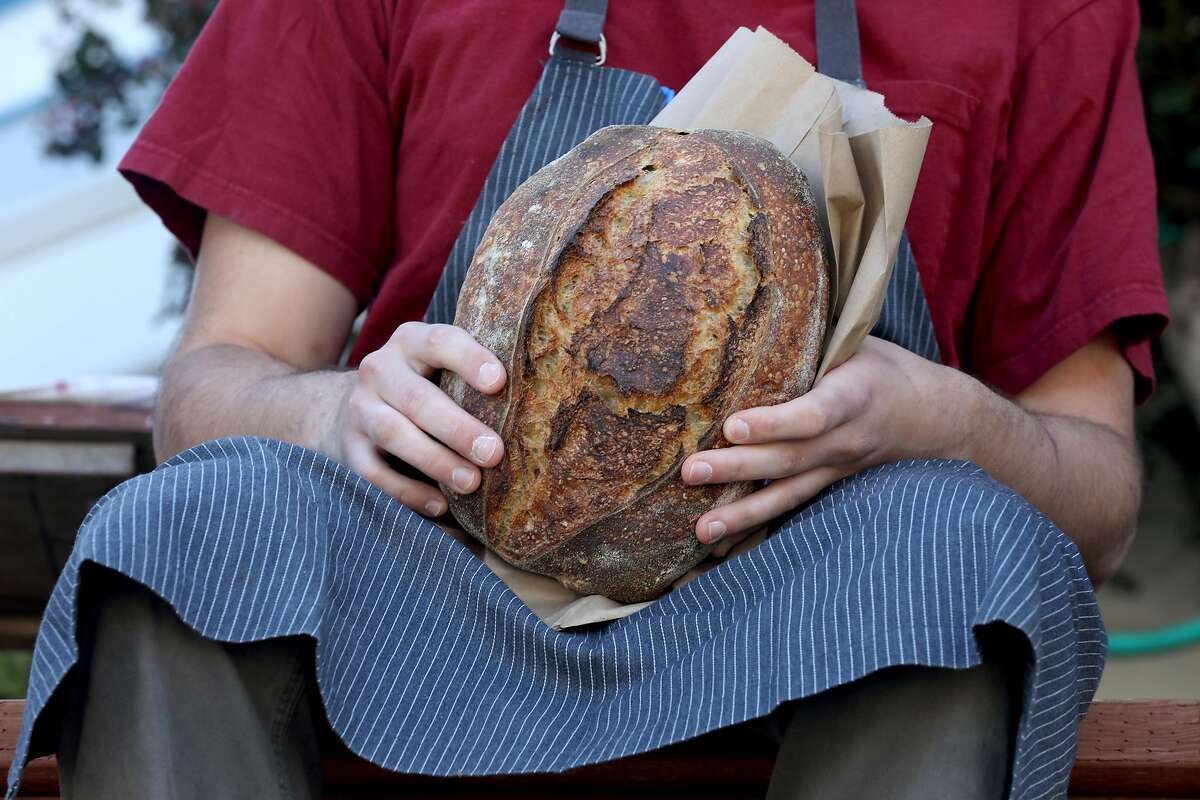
[0,172,182,392]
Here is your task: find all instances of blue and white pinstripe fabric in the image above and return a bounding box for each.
[876,232,941,360]
[9,441,1102,799]
[7,50,1102,800]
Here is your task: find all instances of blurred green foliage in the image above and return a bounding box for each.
[0,651,33,699]
[1138,0,1200,225]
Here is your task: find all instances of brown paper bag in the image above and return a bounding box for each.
[654,26,931,378]
[434,26,931,629]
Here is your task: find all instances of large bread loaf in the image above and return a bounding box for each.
[440,125,830,602]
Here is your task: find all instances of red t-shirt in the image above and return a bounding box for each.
[119,0,1168,401]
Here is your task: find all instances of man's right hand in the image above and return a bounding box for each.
[328,322,507,517]
[156,213,506,520]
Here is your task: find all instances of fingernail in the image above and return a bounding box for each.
[471,435,498,464]
[451,467,476,493]
[478,362,504,389]
[688,460,713,483]
[726,418,750,443]
[424,499,446,516]
[706,520,727,543]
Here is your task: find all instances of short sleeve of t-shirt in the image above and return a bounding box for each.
[118,0,396,306]
[971,0,1168,401]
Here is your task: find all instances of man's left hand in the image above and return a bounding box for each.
[681,335,964,555]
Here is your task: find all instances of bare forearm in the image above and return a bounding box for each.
[936,367,1140,583]
[154,343,353,463]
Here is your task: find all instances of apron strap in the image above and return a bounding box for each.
[813,0,941,360]
[556,0,607,43]
[551,0,609,64]
[814,0,865,86]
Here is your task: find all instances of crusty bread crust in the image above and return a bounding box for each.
[440,125,830,602]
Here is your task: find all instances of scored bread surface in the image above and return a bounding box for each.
[440,125,830,602]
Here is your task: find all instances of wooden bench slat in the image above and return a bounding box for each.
[4,698,1199,798]
[0,441,136,477]
[1070,700,1200,797]
[0,402,153,439]
[0,402,157,648]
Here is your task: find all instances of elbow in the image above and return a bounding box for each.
[1086,468,1142,589]
[1087,519,1137,589]
[151,355,189,465]
[152,340,220,464]
[150,325,213,464]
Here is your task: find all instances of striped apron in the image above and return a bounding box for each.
[6,2,1104,798]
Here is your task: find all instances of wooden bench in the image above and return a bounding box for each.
[2,698,1198,798]
[0,401,154,648]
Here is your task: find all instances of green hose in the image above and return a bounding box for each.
[1108,615,1200,656]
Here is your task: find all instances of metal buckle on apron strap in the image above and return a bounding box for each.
[549,31,607,66]
[551,0,608,65]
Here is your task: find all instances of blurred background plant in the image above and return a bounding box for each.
[1139,0,1200,232]
[1134,0,1200,559]
[42,0,215,163]
[40,0,217,312]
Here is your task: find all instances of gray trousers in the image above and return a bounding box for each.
[53,568,1013,799]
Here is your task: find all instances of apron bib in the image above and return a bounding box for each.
[7,4,1102,799]
[424,0,941,363]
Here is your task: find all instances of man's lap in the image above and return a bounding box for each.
[7,438,1098,800]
